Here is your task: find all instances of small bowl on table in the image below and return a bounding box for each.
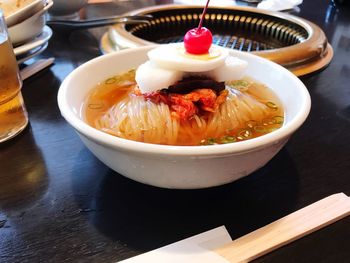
[57,45,311,189]
[3,0,47,27]
[8,0,53,46]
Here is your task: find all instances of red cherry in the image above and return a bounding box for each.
[184,27,213,54]
[183,0,212,54]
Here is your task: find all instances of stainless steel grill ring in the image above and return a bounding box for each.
[104,5,333,76]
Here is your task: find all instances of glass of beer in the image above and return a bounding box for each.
[0,10,28,142]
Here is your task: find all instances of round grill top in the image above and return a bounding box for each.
[103,5,333,76]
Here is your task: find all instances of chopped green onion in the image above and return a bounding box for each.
[266,101,278,110]
[88,103,104,109]
[230,80,250,87]
[105,77,117,84]
[220,135,237,144]
[254,126,267,133]
[226,80,250,91]
[237,129,252,139]
[273,115,284,124]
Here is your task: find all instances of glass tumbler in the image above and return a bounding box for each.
[0,10,28,142]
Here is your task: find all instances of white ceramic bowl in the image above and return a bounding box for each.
[8,0,53,46]
[58,46,311,189]
[3,0,46,27]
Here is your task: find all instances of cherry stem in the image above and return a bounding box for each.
[197,0,211,31]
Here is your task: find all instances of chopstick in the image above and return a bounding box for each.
[214,193,350,263]
[20,58,55,80]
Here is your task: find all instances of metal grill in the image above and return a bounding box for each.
[109,5,333,76]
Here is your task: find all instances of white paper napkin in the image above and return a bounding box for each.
[118,226,232,263]
[118,194,350,263]
[173,0,303,11]
[174,0,237,6]
[257,0,303,11]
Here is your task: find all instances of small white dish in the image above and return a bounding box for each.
[4,0,46,27]
[8,0,53,46]
[58,45,311,189]
[16,42,48,64]
[100,29,139,54]
[100,32,119,54]
[14,25,52,56]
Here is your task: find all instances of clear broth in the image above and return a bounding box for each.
[82,70,284,146]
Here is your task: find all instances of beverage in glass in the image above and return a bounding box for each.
[0,10,28,142]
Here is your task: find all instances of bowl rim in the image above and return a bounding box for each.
[57,45,311,156]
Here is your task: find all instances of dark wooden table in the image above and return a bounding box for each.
[1,0,350,262]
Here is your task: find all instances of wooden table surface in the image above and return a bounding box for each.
[1,0,350,262]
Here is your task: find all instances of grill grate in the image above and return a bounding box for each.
[155,34,274,52]
[126,9,308,52]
